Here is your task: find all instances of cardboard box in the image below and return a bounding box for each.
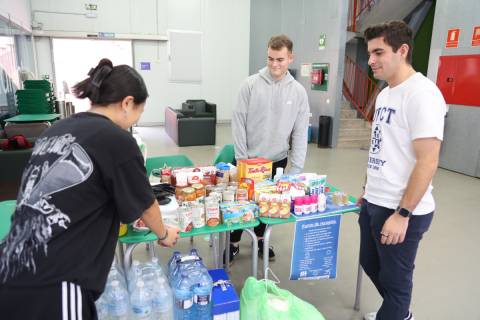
[208,269,240,320]
[237,158,272,182]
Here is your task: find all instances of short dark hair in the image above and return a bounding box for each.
[268,35,293,52]
[72,58,148,106]
[364,21,414,64]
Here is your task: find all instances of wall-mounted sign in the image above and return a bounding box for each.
[318,34,326,50]
[98,32,115,38]
[140,62,151,70]
[300,63,312,77]
[446,28,460,48]
[472,26,480,47]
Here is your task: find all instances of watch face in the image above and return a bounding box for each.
[399,207,411,217]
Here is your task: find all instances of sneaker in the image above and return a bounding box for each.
[363,311,414,320]
[258,239,275,261]
[223,244,239,265]
[363,312,376,320]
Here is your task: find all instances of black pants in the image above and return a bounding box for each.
[358,199,433,320]
[0,281,98,320]
[230,157,288,242]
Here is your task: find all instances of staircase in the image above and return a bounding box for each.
[337,101,371,149]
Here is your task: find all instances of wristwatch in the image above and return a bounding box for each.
[396,206,412,218]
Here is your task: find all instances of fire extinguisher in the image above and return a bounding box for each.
[311,69,324,85]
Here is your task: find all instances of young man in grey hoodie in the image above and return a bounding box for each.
[228,35,310,262]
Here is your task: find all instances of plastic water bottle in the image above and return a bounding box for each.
[318,193,327,212]
[170,256,198,287]
[106,280,129,320]
[95,293,109,320]
[151,277,174,320]
[128,260,142,288]
[108,269,127,289]
[174,274,195,320]
[193,270,213,320]
[130,280,152,319]
[273,167,284,182]
[167,251,182,282]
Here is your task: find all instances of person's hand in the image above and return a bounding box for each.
[356,190,365,206]
[158,225,180,247]
[380,212,409,245]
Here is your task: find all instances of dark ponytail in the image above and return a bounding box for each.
[72,58,148,106]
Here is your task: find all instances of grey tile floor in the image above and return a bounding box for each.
[132,124,480,320]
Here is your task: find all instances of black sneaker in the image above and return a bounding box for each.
[223,244,240,265]
[258,239,275,261]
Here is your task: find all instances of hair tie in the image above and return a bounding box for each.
[90,65,113,88]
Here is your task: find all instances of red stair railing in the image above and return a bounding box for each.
[347,0,376,32]
[342,55,380,122]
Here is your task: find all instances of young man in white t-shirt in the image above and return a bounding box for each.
[359,21,446,320]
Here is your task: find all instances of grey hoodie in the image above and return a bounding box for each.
[232,67,310,174]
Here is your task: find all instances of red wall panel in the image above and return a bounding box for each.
[436,54,480,107]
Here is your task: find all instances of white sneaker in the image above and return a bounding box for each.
[363,311,414,320]
[363,312,376,320]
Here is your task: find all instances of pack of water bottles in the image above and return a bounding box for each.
[167,249,214,320]
[96,258,174,320]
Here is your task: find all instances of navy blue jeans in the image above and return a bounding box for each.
[359,200,433,320]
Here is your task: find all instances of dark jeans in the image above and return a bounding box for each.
[230,157,288,242]
[359,199,433,320]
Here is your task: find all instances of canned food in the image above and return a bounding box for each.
[236,188,248,201]
[183,187,196,202]
[192,183,206,199]
[222,190,235,202]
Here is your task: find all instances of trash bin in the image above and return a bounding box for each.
[317,115,331,148]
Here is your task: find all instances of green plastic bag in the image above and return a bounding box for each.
[240,276,326,320]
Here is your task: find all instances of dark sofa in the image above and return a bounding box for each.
[165,100,216,147]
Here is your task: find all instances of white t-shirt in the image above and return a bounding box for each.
[364,72,446,215]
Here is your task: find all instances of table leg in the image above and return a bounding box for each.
[147,241,156,259]
[243,229,258,278]
[219,232,225,269]
[124,243,139,274]
[116,241,125,274]
[354,258,363,310]
[263,225,273,276]
[211,233,219,268]
[225,232,231,273]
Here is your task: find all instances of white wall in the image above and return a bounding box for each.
[30,0,250,124]
[0,0,31,32]
[427,0,480,177]
[249,0,349,146]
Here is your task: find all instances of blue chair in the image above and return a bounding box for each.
[213,144,235,165]
[145,155,194,177]
[0,200,16,240]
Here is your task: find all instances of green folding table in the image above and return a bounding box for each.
[119,219,261,276]
[258,183,363,310]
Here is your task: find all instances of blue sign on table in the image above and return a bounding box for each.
[140,62,151,70]
[290,214,341,280]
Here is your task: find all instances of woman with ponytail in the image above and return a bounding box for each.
[0,58,180,319]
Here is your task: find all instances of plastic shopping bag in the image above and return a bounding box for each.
[240,276,325,320]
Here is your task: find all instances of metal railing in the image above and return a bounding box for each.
[342,55,380,121]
